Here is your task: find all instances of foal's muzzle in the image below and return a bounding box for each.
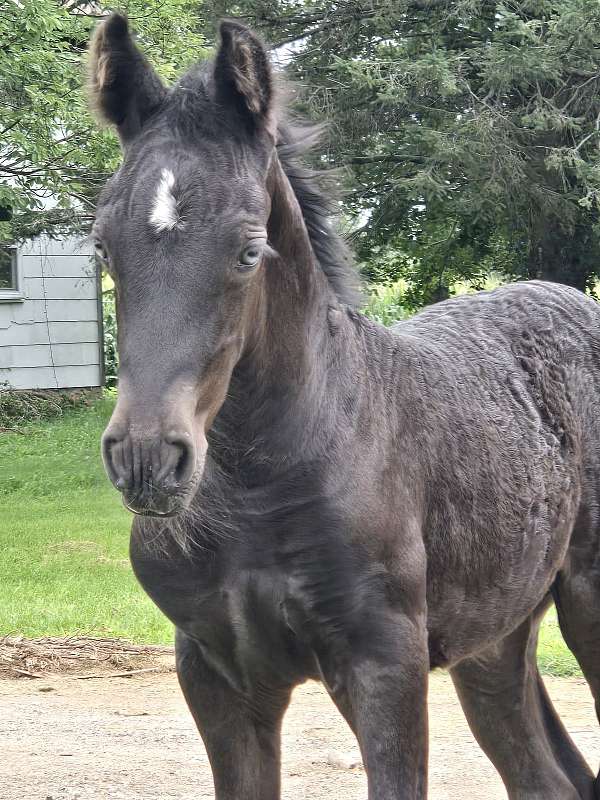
[101,429,198,517]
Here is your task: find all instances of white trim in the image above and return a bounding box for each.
[0,245,24,303]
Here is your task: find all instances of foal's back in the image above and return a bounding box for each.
[398,280,600,471]
[399,280,599,370]
[390,280,600,665]
[397,279,600,463]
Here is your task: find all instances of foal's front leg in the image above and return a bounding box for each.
[319,612,429,799]
[175,629,291,800]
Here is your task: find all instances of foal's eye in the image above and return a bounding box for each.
[94,240,109,266]
[237,241,264,271]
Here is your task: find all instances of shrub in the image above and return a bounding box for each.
[102,289,118,389]
[0,383,97,430]
[364,282,410,326]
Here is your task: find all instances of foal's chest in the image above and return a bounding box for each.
[130,534,314,688]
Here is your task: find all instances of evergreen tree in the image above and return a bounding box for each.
[6,1,600,301]
[216,1,600,299]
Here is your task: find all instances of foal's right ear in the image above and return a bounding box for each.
[88,14,166,145]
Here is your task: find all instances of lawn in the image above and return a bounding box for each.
[0,395,172,644]
[0,397,581,675]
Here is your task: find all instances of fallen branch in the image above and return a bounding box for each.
[10,667,44,678]
[75,667,161,680]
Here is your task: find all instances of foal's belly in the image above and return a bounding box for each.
[424,504,576,667]
[415,390,584,667]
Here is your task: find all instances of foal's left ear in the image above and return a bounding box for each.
[214,20,275,135]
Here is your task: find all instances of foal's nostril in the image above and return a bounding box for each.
[162,433,196,487]
[102,427,196,497]
[101,433,123,488]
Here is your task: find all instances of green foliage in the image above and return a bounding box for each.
[364,281,410,326]
[362,231,518,312]
[364,272,504,325]
[538,608,582,677]
[102,288,118,388]
[0,0,207,243]
[8,1,600,301]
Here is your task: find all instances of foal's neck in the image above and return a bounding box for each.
[218,157,361,469]
[260,157,334,367]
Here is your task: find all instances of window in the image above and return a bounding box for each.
[0,246,22,301]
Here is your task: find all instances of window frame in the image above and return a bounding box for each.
[0,245,23,303]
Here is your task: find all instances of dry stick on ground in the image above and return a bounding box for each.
[10,667,45,679]
[75,667,162,680]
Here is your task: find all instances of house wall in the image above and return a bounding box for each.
[0,235,103,390]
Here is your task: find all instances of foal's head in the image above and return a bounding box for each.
[90,15,280,516]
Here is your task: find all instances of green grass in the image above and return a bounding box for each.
[0,395,172,643]
[0,396,583,676]
[538,608,581,677]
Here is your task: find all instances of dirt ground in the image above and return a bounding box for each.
[1,668,598,800]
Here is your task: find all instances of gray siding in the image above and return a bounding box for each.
[0,235,102,390]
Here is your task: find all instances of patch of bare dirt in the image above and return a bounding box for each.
[1,665,598,799]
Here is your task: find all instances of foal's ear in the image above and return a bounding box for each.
[214,20,275,134]
[88,14,166,145]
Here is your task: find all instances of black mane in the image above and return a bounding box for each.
[275,121,363,308]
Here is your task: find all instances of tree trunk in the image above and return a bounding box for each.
[430,283,450,303]
[528,219,594,293]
